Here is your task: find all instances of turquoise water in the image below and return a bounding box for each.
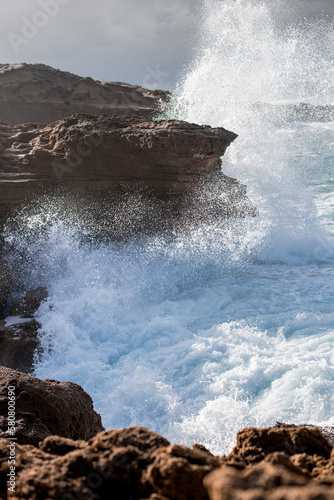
[5,0,334,454]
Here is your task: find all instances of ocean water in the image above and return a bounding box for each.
[5,0,334,454]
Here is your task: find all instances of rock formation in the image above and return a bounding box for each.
[0,368,333,499]
[0,113,255,235]
[0,63,169,124]
[0,366,104,447]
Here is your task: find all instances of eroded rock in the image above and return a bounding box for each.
[1,369,333,499]
[0,366,104,446]
[0,63,169,124]
[0,113,255,235]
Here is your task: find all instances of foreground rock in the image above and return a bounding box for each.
[0,423,333,499]
[205,426,334,500]
[0,368,333,499]
[0,63,169,124]
[0,366,104,446]
[0,113,254,234]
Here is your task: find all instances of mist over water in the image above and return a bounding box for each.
[5,0,334,453]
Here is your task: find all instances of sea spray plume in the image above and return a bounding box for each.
[163,0,334,264]
[4,0,334,457]
[164,0,334,130]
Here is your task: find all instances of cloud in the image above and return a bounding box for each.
[1,0,199,88]
[0,0,332,89]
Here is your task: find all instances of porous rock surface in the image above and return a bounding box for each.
[0,113,254,232]
[0,366,104,447]
[0,63,169,124]
[0,378,333,500]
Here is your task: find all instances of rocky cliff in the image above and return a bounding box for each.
[0,63,169,124]
[0,367,333,500]
[0,113,255,235]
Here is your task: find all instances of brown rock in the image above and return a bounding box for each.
[275,421,334,448]
[230,426,332,464]
[0,427,222,500]
[204,464,334,500]
[0,413,334,499]
[0,63,169,124]
[145,443,221,500]
[0,366,104,445]
[0,113,249,233]
[0,427,170,499]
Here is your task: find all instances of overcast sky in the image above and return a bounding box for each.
[1,0,334,90]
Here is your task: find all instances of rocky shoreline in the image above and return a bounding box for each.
[0,64,256,376]
[1,63,329,499]
[0,367,334,500]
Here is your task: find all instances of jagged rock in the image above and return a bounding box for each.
[0,427,169,500]
[0,113,254,234]
[275,421,334,448]
[203,464,334,500]
[0,374,333,500]
[0,63,169,124]
[230,426,332,464]
[0,257,12,318]
[145,443,221,500]
[0,318,40,373]
[204,426,334,500]
[0,366,104,446]
[10,287,48,318]
[0,427,220,500]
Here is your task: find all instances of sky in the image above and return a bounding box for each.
[1,0,334,90]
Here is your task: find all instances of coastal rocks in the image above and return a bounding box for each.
[145,443,221,500]
[0,368,333,500]
[229,426,332,464]
[203,426,334,500]
[0,63,169,124]
[203,463,334,500]
[0,366,104,446]
[0,427,221,500]
[0,394,333,500]
[0,113,254,234]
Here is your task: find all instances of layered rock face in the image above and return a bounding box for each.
[0,113,254,233]
[0,63,168,124]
